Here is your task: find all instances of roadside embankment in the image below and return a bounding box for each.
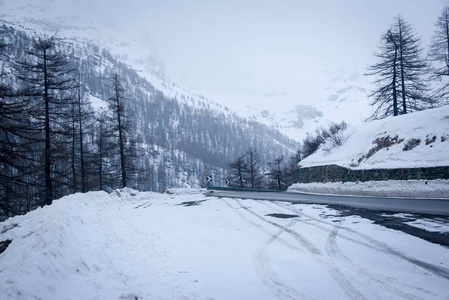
[288,179,449,199]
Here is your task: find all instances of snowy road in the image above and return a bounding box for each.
[218,197,449,299]
[207,187,449,216]
[1,189,448,299]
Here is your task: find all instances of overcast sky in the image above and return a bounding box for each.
[122,0,448,112]
[3,0,448,113]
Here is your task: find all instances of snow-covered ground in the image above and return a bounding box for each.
[289,179,449,199]
[1,188,448,299]
[299,106,449,169]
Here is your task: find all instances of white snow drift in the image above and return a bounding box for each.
[289,179,449,198]
[1,188,448,299]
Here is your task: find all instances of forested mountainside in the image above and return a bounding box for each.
[0,21,299,218]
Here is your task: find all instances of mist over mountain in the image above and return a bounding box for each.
[0,0,380,142]
[0,0,166,79]
[235,67,372,140]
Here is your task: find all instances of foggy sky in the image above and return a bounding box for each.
[118,0,448,112]
[3,0,448,113]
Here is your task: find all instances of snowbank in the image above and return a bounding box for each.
[1,188,449,299]
[299,106,449,170]
[288,179,449,198]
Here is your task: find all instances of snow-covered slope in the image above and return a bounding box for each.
[0,0,376,142]
[299,106,449,169]
[0,0,235,120]
[1,188,449,299]
[0,0,166,78]
[225,66,373,141]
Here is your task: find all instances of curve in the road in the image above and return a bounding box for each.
[206,188,449,216]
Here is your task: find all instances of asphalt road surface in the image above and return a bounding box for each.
[206,188,449,216]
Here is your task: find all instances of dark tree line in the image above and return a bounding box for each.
[227,147,301,191]
[0,34,136,218]
[15,35,76,205]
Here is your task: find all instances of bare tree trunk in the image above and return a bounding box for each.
[71,101,77,193]
[43,49,52,206]
[393,46,399,116]
[112,74,127,188]
[77,83,86,192]
[398,23,407,115]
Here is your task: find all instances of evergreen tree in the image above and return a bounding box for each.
[0,37,35,216]
[76,82,87,192]
[70,80,94,193]
[96,112,109,191]
[245,147,264,189]
[284,150,301,187]
[428,6,449,103]
[15,36,75,205]
[366,16,431,119]
[108,74,130,188]
[267,156,284,190]
[157,158,167,192]
[228,155,247,188]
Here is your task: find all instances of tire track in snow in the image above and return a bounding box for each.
[256,200,382,251]
[254,219,313,300]
[261,200,438,298]
[325,220,435,300]
[235,199,366,300]
[272,201,449,281]
[221,198,299,251]
[221,198,310,299]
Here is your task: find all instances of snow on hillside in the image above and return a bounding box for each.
[1,188,449,299]
[299,106,449,170]
[0,0,376,142]
[0,0,166,78]
[221,65,373,141]
[0,2,236,121]
[87,94,108,111]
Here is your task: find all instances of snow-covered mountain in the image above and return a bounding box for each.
[0,0,234,118]
[0,0,375,143]
[241,65,373,140]
[0,0,166,78]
